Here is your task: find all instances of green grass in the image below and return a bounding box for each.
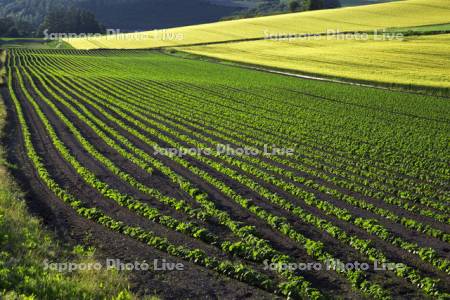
[0,38,43,41]
[0,50,135,300]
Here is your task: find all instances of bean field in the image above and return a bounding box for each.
[2,48,449,298]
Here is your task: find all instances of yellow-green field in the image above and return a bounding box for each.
[65,0,450,88]
[180,34,450,88]
[66,0,450,50]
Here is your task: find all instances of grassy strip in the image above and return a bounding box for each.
[0,49,136,300]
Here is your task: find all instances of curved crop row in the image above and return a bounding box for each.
[31,56,446,297]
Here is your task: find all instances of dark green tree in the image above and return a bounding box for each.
[309,0,341,10]
[326,0,341,8]
[0,17,33,37]
[289,0,301,12]
[309,0,325,10]
[38,7,104,36]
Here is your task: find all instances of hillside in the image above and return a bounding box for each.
[0,0,64,26]
[0,0,239,31]
[181,33,450,88]
[0,0,398,34]
[66,0,450,49]
[78,0,238,31]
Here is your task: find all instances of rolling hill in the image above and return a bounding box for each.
[66,0,450,49]
[181,33,450,88]
[0,0,399,33]
[77,0,239,31]
[65,0,450,89]
[0,0,239,31]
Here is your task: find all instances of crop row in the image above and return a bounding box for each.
[18,51,392,299]
[18,52,347,298]
[23,52,448,297]
[6,63,292,298]
[8,49,450,298]
[22,49,449,206]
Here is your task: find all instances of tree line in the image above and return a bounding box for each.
[290,0,341,12]
[0,7,104,37]
[225,0,341,20]
[0,17,34,37]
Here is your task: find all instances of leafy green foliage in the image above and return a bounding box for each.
[39,7,105,35]
[4,48,450,299]
[0,59,134,300]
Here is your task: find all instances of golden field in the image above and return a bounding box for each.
[66,0,450,50]
[180,34,450,88]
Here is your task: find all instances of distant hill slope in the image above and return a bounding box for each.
[0,0,239,31]
[78,0,238,31]
[66,0,450,49]
[181,33,450,89]
[0,0,395,34]
[210,0,342,18]
[0,0,68,25]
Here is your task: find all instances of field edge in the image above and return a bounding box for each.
[164,48,450,97]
